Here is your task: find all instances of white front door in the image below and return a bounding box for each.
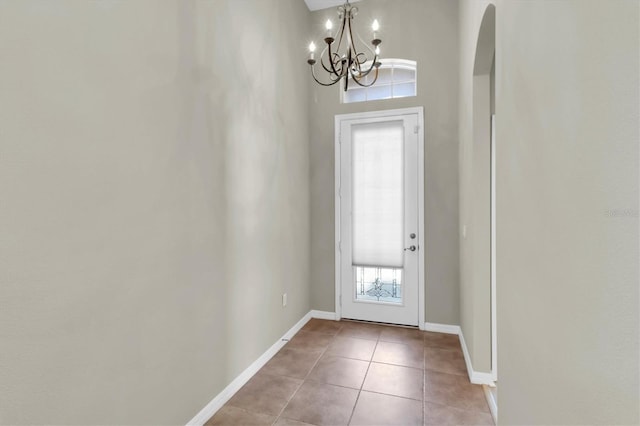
[336,108,423,326]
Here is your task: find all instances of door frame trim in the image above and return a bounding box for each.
[334,107,425,329]
[490,114,497,381]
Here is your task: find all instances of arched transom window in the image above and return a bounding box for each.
[342,59,417,104]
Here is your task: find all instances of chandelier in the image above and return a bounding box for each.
[307,0,382,91]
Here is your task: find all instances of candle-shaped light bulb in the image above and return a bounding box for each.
[372,19,380,40]
[375,45,381,55]
[308,41,316,60]
[325,19,333,37]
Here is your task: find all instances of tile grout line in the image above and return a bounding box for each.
[346,331,380,426]
[272,321,343,426]
[270,377,306,426]
[353,388,425,403]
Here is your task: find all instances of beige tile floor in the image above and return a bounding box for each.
[207,319,494,426]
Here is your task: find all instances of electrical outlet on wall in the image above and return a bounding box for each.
[282,293,287,307]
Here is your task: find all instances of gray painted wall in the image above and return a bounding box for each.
[309,0,461,326]
[461,0,639,423]
[0,1,310,423]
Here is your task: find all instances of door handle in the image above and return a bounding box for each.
[404,245,417,252]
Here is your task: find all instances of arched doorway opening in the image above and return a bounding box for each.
[472,1,497,417]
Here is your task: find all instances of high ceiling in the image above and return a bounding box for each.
[303,0,362,12]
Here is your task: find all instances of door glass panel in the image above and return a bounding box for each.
[355,266,403,304]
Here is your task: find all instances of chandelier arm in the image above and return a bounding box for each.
[349,64,380,88]
[320,52,335,74]
[349,52,381,87]
[361,55,380,76]
[326,40,344,78]
[344,48,353,91]
[353,27,381,75]
[351,52,368,76]
[335,2,350,57]
[318,46,345,76]
[337,5,353,70]
[346,14,361,65]
[352,51,381,80]
[334,52,351,79]
[333,52,349,76]
[328,30,347,77]
[337,11,347,49]
[310,64,342,87]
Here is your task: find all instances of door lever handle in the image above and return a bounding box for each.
[404,245,417,252]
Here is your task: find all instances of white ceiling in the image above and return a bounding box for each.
[303,0,362,12]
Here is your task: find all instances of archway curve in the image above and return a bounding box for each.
[474,4,496,76]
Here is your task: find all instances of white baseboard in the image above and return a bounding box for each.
[309,310,338,320]
[424,322,495,386]
[483,384,498,424]
[458,330,495,386]
[186,311,313,426]
[423,322,461,335]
